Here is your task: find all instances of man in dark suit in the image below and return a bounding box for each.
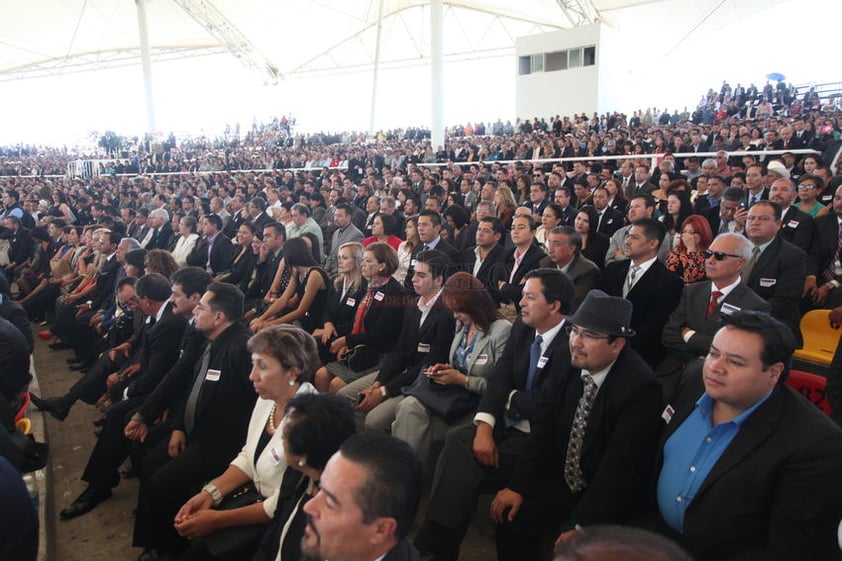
[625,164,657,200]
[702,186,745,237]
[132,282,255,559]
[490,290,663,561]
[187,214,236,275]
[415,269,574,561]
[403,210,458,290]
[2,216,33,274]
[591,186,624,237]
[222,195,247,239]
[248,197,274,232]
[658,233,771,399]
[768,177,813,251]
[460,216,506,294]
[553,186,578,226]
[539,226,599,312]
[339,250,455,432]
[302,433,424,561]
[495,215,547,308]
[650,312,842,560]
[244,222,286,312]
[58,273,189,520]
[143,208,174,250]
[528,182,549,220]
[744,164,770,206]
[599,218,683,367]
[742,201,807,344]
[806,184,842,309]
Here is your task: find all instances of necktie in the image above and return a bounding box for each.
[422,244,430,252]
[823,225,842,282]
[718,219,730,235]
[623,264,640,297]
[742,246,761,282]
[707,290,723,318]
[183,343,212,434]
[564,373,598,493]
[525,335,543,390]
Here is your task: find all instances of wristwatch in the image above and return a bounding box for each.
[202,482,223,506]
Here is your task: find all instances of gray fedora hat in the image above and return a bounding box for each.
[568,289,636,337]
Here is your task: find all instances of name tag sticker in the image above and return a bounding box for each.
[269,446,284,465]
[787,220,799,228]
[759,278,776,287]
[662,404,675,424]
[345,297,356,307]
[720,303,741,315]
[374,291,385,301]
[205,369,221,382]
[475,354,489,365]
[537,356,548,369]
[417,343,430,353]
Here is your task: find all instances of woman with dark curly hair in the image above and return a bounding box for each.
[574,206,609,269]
[665,215,712,284]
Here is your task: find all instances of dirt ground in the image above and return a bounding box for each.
[34,336,496,561]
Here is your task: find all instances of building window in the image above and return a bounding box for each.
[519,56,531,75]
[545,50,568,72]
[568,48,582,68]
[584,46,596,66]
[531,54,544,73]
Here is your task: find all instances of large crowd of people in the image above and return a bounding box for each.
[1,83,842,561]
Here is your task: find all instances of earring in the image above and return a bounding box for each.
[288,378,296,387]
[297,459,306,467]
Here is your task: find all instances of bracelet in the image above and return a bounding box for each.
[464,375,470,388]
[202,482,223,506]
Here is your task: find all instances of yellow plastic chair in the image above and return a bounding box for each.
[792,310,841,366]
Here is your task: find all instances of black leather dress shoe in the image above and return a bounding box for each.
[66,356,85,364]
[60,486,112,520]
[30,394,71,421]
[49,341,71,350]
[69,361,92,371]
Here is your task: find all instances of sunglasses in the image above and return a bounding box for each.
[703,249,742,261]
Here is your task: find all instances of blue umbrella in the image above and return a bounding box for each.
[766,72,785,82]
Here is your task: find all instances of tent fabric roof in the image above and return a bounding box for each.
[0,0,655,80]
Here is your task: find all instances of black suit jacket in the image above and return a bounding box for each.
[147,223,174,251]
[595,207,624,237]
[403,238,459,290]
[509,347,662,526]
[345,277,408,354]
[172,322,256,471]
[651,362,842,560]
[0,297,33,353]
[477,319,569,432]
[777,206,813,252]
[206,234,237,275]
[460,244,507,294]
[808,213,841,281]
[599,259,683,366]
[125,303,189,399]
[251,212,273,232]
[90,254,123,311]
[744,236,806,343]
[375,297,455,397]
[538,253,600,311]
[495,242,547,305]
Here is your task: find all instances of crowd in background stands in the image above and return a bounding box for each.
[0,81,841,561]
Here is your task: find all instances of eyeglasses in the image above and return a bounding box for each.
[565,325,611,341]
[798,184,817,190]
[703,249,743,261]
[681,230,696,235]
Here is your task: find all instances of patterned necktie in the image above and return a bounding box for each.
[707,290,723,318]
[823,225,842,282]
[623,264,640,297]
[525,335,543,390]
[742,246,761,282]
[564,373,598,493]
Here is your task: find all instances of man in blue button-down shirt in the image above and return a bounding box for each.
[652,311,842,560]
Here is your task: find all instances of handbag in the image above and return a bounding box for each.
[198,483,267,560]
[402,371,480,423]
[341,344,380,372]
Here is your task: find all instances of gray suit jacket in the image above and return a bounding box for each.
[327,223,364,272]
[539,253,600,311]
[453,319,512,395]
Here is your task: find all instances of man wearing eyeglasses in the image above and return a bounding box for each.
[659,233,771,400]
[488,290,662,561]
[742,201,807,344]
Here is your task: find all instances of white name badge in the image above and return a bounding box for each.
[661,404,675,424]
[720,303,741,315]
[269,446,284,465]
[417,343,430,353]
[346,297,356,307]
[475,354,489,365]
[537,356,548,369]
[205,369,221,382]
[759,278,776,287]
[787,220,799,228]
[374,291,385,301]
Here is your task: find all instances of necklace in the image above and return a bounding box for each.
[266,403,278,435]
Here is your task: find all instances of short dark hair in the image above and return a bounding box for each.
[338,432,422,541]
[204,282,244,323]
[631,218,666,247]
[335,202,354,217]
[523,268,574,315]
[418,208,443,227]
[550,225,582,251]
[722,187,746,203]
[284,237,318,268]
[479,216,505,239]
[414,249,454,284]
[204,214,223,231]
[375,212,398,236]
[629,193,656,209]
[283,393,356,471]
[170,266,212,297]
[554,525,692,561]
[749,199,782,220]
[103,230,123,247]
[135,273,172,302]
[263,221,286,239]
[720,311,795,383]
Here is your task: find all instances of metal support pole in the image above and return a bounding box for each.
[136,0,156,135]
[368,0,385,137]
[430,0,444,152]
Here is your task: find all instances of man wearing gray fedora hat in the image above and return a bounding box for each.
[490,289,663,561]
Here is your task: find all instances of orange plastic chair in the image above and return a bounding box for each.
[787,369,832,415]
[792,310,840,366]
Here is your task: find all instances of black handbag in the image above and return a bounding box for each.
[198,484,267,560]
[402,372,480,423]
[341,345,380,372]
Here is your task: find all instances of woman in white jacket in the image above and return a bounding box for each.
[172,325,318,560]
[171,216,200,267]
